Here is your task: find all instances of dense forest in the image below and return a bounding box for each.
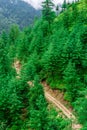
[0,0,87,129]
[0,0,40,34]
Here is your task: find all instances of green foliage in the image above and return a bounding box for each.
[16,32,30,60]
[0,38,11,78]
[81,123,87,130]
[28,19,50,57]
[62,0,67,11]
[21,58,36,81]
[0,74,30,128]
[47,77,66,90]
[74,89,87,125]
[42,0,55,26]
[48,108,71,130]
[29,76,48,130]
[29,77,69,130]
[63,61,81,102]
[7,25,20,62]
[9,25,20,45]
[0,35,29,128]
[0,0,87,129]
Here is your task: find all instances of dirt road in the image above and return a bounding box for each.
[45,91,75,119]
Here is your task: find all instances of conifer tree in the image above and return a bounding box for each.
[56,5,59,15]
[9,25,20,45]
[1,31,8,45]
[62,0,67,11]
[8,25,20,60]
[42,0,55,25]
[29,76,60,130]
[74,89,87,125]
[29,76,48,130]
[63,61,80,102]
[0,38,10,78]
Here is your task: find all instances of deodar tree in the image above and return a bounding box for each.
[42,0,55,26]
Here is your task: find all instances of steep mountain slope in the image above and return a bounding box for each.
[0,0,40,33]
[0,0,87,129]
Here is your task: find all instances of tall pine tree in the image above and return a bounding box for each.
[42,0,55,25]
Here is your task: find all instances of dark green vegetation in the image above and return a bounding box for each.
[0,0,40,34]
[0,0,87,129]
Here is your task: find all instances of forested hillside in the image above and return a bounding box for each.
[0,0,87,129]
[0,0,40,33]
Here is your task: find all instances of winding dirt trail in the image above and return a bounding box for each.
[42,82,82,130]
[14,60,82,130]
[42,81,75,119]
[45,92,75,119]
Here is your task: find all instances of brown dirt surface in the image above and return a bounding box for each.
[13,60,21,75]
[42,81,73,112]
[42,81,82,130]
[42,81,75,119]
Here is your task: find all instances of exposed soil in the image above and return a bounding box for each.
[42,81,73,112]
[43,81,82,130]
[13,60,21,75]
